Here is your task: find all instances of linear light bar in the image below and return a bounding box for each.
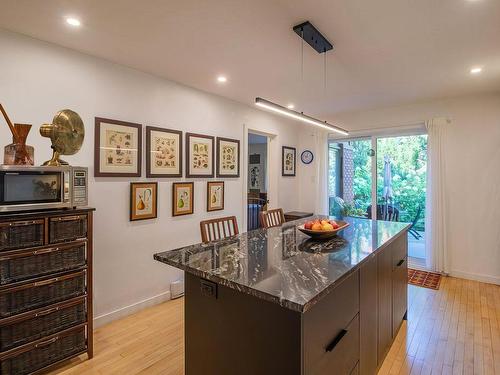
[254,97,348,136]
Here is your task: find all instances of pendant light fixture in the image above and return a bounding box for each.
[255,97,348,135]
[254,21,348,136]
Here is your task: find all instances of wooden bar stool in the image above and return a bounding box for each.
[200,216,239,243]
[260,208,285,229]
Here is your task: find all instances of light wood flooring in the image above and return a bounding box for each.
[50,276,500,375]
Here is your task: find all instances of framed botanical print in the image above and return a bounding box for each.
[95,117,142,177]
[172,182,194,216]
[207,181,224,211]
[216,137,240,177]
[146,126,182,177]
[186,133,214,178]
[130,182,157,221]
[282,146,296,177]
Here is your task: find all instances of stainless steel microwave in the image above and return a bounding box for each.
[0,165,88,213]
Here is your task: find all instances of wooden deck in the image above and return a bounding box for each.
[49,276,500,374]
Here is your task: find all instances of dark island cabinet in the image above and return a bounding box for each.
[360,256,378,375]
[377,241,393,364]
[0,208,94,375]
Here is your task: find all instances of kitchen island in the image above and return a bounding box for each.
[154,216,410,375]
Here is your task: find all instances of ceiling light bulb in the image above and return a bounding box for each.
[287,104,295,109]
[217,76,227,83]
[470,67,482,74]
[66,17,81,27]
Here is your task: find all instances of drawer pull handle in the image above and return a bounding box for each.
[35,306,60,317]
[53,216,83,222]
[397,259,405,267]
[35,336,58,348]
[33,247,59,255]
[5,220,38,227]
[34,277,59,287]
[325,329,348,352]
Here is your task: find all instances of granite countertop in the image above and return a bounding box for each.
[154,216,409,313]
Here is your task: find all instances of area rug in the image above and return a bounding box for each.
[408,268,441,290]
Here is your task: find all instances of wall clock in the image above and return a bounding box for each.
[301,150,314,164]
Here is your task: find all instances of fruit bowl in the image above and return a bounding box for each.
[297,220,349,240]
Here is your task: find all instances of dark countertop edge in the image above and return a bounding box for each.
[154,221,411,314]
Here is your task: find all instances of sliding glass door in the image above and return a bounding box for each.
[328,134,427,264]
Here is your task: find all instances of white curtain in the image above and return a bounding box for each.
[315,130,329,215]
[425,117,450,273]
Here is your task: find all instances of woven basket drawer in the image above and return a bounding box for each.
[0,325,86,375]
[0,297,86,352]
[0,220,44,252]
[49,215,87,244]
[0,242,87,285]
[0,271,86,318]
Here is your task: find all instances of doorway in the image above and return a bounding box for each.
[328,134,428,267]
[247,132,269,231]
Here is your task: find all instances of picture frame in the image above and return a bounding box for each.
[146,126,183,178]
[186,133,215,178]
[216,137,240,177]
[282,146,296,177]
[207,181,224,212]
[172,182,194,216]
[95,117,142,177]
[130,182,157,221]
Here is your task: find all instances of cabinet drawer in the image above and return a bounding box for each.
[0,242,87,285]
[49,215,87,244]
[391,234,408,270]
[0,297,86,352]
[308,314,360,375]
[0,220,45,252]
[0,271,86,318]
[303,271,360,374]
[0,325,86,375]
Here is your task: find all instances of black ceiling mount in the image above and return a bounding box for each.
[293,21,333,54]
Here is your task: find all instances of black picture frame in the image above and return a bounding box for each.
[146,126,183,178]
[186,133,215,178]
[216,137,240,178]
[282,146,296,177]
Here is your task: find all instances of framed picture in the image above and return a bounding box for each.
[95,117,142,177]
[186,133,214,178]
[216,137,240,177]
[249,164,261,189]
[207,181,224,211]
[172,182,194,216]
[282,146,296,176]
[130,182,157,221]
[146,126,182,177]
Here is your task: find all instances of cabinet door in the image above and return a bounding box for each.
[392,256,408,336]
[377,246,392,364]
[360,256,377,375]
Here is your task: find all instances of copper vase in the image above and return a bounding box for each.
[3,123,35,165]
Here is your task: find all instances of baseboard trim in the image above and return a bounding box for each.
[94,290,171,328]
[450,270,500,285]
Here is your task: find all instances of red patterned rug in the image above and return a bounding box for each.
[408,268,442,290]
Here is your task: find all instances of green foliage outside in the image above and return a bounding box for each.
[330,136,427,231]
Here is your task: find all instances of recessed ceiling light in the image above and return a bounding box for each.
[217,76,227,83]
[66,17,81,27]
[470,67,482,74]
[287,104,295,109]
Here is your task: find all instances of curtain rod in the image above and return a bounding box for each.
[329,120,426,140]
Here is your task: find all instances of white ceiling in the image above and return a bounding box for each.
[1,0,499,120]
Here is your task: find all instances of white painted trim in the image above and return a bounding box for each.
[93,290,171,328]
[330,121,426,140]
[450,270,500,285]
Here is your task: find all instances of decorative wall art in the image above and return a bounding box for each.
[95,117,142,177]
[216,137,240,178]
[172,182,194,216]
[282,146,296,177]
[207,181,224,211]
[186,133,214,178]
[130,182,157,221]
[146,126,182,177]
[249,164,261,189]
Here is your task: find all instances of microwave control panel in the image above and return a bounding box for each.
[72,168,88,206]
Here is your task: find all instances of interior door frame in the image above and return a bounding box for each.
[242,125,277,231]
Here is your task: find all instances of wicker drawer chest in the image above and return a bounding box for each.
[0,208,94,375]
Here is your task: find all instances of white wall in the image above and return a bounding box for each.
[0,30,314,324]
[331,93,500,284]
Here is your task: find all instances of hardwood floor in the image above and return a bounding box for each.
[49,276,500,375]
